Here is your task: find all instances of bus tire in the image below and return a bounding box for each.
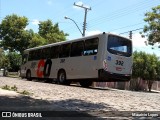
[80,81,92,88]
[58,70,70,85]
[26,70,32,81]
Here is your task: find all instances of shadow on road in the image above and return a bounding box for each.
[0,93,117,120]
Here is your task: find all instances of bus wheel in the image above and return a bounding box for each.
[26,70,32,81]
[58,70,70,85]
[80,81,92,88]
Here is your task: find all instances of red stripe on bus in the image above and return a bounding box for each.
[37,59,45,78]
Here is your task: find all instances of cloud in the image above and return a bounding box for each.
[86,30,102,36]
[31,19,40,25]
[75,1,83,6]
[132,33,146,48]
[47,0,53,6]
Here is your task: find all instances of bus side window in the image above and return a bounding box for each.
[84,38,99,56]
[71,41,84,57]
[50,46,59,59]
[41,47,50,59]
[59,43,71,58]
[28,51,33,61]
[35,49,41,60]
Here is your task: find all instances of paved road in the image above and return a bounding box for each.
[0,77,160,120]
[0,89,96,120]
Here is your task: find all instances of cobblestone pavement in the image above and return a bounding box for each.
[0,77,160,120]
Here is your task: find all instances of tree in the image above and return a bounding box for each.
[0,14,31,54]
[141,5,160,46]
[29,33,46,48]
[0,48,10,69]
[157,60,160,80]
[132,51,159,92]
[38,20,68,44]
[132,51,146,79]
[132,51,147,91]
[0,15,69,54]
[0,49,21,72]
[6,52,22,72]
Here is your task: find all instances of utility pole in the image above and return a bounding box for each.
[129,31,132,39]
[74,2,91,37]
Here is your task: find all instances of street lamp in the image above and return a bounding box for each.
[64,16,83,37]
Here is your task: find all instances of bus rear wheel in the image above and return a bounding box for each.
[58,70,70,85]
[26,70,32,81]
[80,81,92,88]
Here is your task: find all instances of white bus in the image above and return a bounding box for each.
[20,32,132,87]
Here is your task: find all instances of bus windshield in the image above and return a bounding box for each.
[107,35,132,57]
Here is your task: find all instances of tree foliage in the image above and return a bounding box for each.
[0,14,69,71]
[29,33,46,48]
[6,52,22,72]
[0,48,10,69]
[141,5,160,46]
[0,14,31,54]
[38,20,68,44]
[0,48,22,71]
[0,15,68,54]
[132,51,160,91]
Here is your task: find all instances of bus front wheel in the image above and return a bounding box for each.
[80,81,92,88]
[26,70,32,81]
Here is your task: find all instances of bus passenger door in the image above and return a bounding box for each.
[20,54,28,77]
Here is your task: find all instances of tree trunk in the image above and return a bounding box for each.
[148,80,153,92]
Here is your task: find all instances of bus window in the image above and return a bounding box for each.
[28,52,31,61]
[50,46,59,59]
[28,51,34,61]
[34,49,41,60]
[29,49,41,61]
[59,43,71,58]
[84,38,99,56]
[41,47,50,59]
[71,41,84,57]
[107,35,132,57]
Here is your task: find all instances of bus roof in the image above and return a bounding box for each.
[24,32,131,52]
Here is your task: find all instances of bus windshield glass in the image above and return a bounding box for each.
[107,35,132,57]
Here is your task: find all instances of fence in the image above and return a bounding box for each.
[94,79,160,91]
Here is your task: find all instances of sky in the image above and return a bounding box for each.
[0,0,160,56]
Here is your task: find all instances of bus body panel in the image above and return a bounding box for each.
[50,59,59,78]
[66,55,99,79]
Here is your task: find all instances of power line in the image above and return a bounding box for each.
[59,0,155,36]
[119,28,143,35]
[109,22,145,32]
[119,28,143,39]
[88,0,153,23]
[87,0,156,30]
